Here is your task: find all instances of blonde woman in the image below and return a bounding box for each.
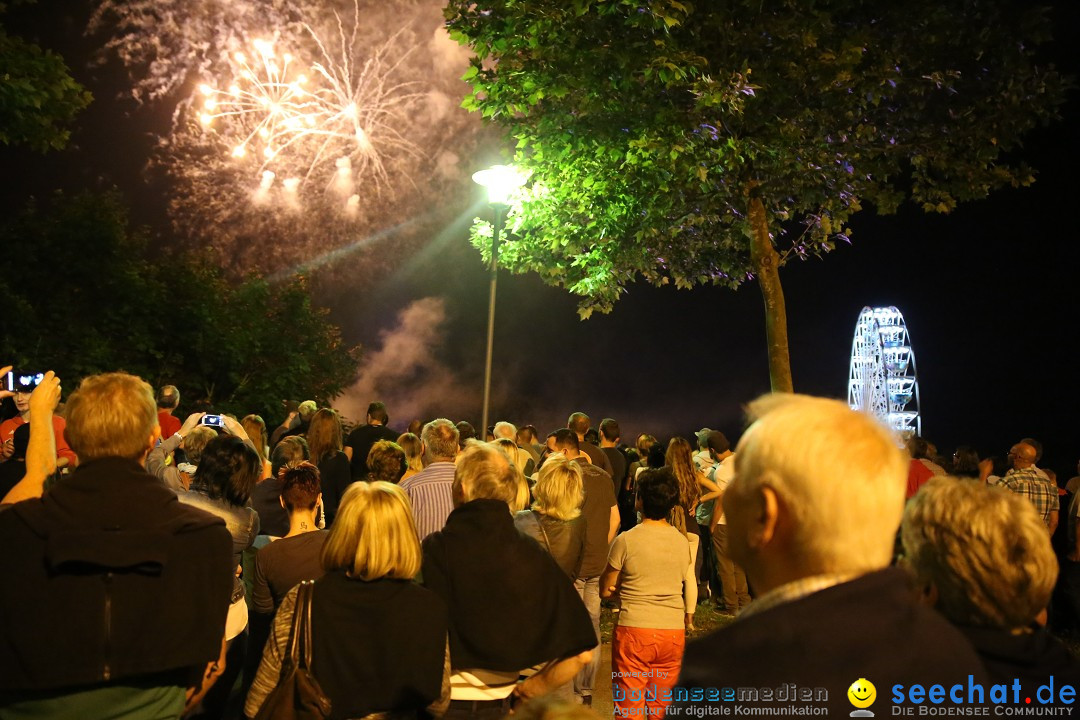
[493,437,533,511]
[514,453,586,579]
[241,414,272,480]
[397,432,424,482]
[246,482,450,719]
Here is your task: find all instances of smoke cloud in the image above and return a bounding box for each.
[334,296,478,428]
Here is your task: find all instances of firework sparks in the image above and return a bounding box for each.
[93,0,480,275]
[195,3,426,212]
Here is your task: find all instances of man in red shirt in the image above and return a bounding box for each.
[0,386,77,469]
[156,385,182,440]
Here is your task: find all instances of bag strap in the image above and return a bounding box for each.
[532,513,552,553]
[296,580,315,671]
[283,582,307,668]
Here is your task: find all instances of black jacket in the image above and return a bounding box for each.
[0,457,233,691]
[677,569,989,715]
[422,499,596,672]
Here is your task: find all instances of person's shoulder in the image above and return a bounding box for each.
[0,416,21,437]
[580,463,611,482]
[252,476,282,499]
[322,450,349,467]
[400,578,448,608]
[169,499,231,535]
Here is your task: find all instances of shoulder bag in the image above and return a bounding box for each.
[254,580,332,720]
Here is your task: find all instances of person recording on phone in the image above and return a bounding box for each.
[0,366,62,506]
[145,413,226,491]
[0,369,77,470]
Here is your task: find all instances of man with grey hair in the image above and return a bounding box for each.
[421,444,596,716]
[902,477,1078,688]
[400,418,460,540]
[677,394,985,715]
[493,420,534,477]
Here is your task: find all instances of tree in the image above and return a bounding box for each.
[0,4,91,151]
[0,192,360,421]
[445,0,1068,391]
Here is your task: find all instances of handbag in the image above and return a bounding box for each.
[254,580,332,720]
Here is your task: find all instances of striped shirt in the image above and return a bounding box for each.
[400,462,457,540]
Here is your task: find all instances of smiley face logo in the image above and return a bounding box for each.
[848,678,877,710]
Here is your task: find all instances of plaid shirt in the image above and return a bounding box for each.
[994,467,1060,527]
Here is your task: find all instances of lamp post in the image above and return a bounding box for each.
[471,164,526,438]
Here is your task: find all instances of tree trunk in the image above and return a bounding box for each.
[746,187,794,393]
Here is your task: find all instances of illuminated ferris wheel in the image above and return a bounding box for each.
[847,306,921,438]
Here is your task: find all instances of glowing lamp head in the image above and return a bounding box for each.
[472,164,528,205]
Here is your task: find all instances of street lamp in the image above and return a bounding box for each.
[472,164,527,438]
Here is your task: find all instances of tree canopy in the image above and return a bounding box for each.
[0,4,91,151]
[0,192,360,421]
[445,0,1068,390]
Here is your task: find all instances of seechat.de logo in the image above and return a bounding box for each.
[849,678,878,717]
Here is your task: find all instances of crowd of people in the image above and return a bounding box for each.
[0,364,1078,720]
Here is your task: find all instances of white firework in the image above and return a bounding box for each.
[194,2,426,212]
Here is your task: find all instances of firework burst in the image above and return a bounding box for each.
[92,0,481,275]
[194,3,426,214]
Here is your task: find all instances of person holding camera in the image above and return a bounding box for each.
[0,369,77,470]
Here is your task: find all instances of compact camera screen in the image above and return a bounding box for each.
[4,372,44,394]
[200,414,225,427]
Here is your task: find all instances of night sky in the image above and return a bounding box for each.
[2,1,1077,475]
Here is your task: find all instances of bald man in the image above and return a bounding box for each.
[991,441,1060,533]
